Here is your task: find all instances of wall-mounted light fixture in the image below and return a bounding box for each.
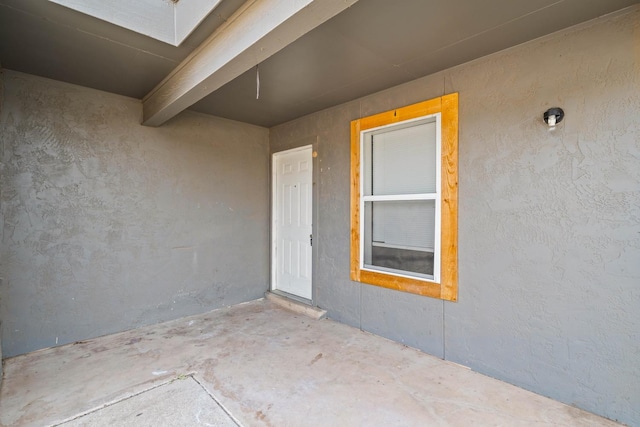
[543,107,564,127]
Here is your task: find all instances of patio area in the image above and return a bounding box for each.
[0,299,623,426]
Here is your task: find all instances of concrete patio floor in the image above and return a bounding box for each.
[0,299,623,426]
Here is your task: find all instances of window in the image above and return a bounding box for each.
[350,94,458,301]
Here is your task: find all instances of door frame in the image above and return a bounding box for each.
[271,144,314,301]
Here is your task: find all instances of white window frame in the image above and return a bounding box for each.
[359,114,442,283]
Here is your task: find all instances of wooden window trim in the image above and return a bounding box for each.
[350,93,458,301]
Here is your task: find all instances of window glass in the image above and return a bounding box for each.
[363,121,437,196]
[363,200,435,278]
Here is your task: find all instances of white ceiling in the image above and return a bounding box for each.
[1,0,638,127]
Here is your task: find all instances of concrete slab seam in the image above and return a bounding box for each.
[50,373,197,426]
[191,375,244,427]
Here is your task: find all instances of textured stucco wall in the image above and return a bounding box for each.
[270,7,640,426]
[0,70,270,357]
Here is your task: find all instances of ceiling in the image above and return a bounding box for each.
[1,0,638,128]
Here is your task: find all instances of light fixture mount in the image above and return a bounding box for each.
[543,107,564,126]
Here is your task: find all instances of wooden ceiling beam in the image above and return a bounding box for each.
[142,0,358,127]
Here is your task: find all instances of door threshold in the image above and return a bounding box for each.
[270,289,311,305]
[265,291,327,320]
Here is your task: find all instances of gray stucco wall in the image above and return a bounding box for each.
[270,7,640,426]
[0,70,270,358]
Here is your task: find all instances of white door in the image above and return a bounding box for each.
[272,146,313,300]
